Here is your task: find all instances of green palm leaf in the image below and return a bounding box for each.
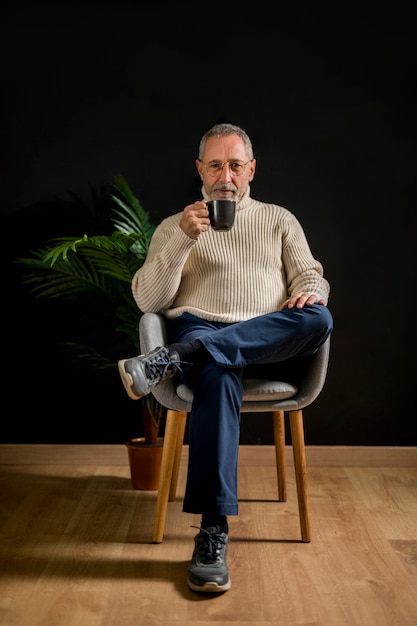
[16,174,150,387]
[16,173,165,440]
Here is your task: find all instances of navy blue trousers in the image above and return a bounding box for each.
[167,304,333,517]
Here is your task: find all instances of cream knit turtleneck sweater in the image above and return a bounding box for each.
[132,188,330,323]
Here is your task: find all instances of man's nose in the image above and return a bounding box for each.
[219,163,233,182]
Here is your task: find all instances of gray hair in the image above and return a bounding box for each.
[198,123,254,160]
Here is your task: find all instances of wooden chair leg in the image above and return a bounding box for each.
[152,409,186,543]
[168,411,187,501]
[289,409,311,543]
[272,410,287,501]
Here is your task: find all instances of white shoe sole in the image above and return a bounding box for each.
[118,360,141,400]
[187,577,231,593]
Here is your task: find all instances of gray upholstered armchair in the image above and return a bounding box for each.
[139,311,331,543]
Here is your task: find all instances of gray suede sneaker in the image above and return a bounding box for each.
[118,346,181,400]
[187,526,231,593]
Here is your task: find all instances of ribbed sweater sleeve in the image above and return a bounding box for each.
[132,194,330,323]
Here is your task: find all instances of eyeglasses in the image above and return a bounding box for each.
[199,159,252,177]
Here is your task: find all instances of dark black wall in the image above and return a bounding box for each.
[1,2,416,445]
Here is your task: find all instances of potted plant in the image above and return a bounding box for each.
[16,174,167,489]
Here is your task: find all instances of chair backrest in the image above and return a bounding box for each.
[139,312,331,414]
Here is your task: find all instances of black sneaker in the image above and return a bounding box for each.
[118,346,181,400]
[187,526,231,593]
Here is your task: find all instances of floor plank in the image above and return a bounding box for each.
[0,444,416,466]
[1,446,416,626]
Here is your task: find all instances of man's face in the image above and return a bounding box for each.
[195,135,256,202]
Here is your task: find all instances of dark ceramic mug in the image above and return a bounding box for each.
[207,200,236,231]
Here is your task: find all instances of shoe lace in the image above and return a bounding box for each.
[191,526,227,564]
[143,349,184,383]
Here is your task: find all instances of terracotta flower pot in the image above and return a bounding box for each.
[125,437,163,490]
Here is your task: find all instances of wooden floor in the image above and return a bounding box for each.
[1,445,416,626]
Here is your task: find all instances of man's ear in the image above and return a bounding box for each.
[195,159,204,180]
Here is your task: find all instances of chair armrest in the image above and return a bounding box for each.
[139,312,192,412]
[139,312,168,353]
[293,336,330,408]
